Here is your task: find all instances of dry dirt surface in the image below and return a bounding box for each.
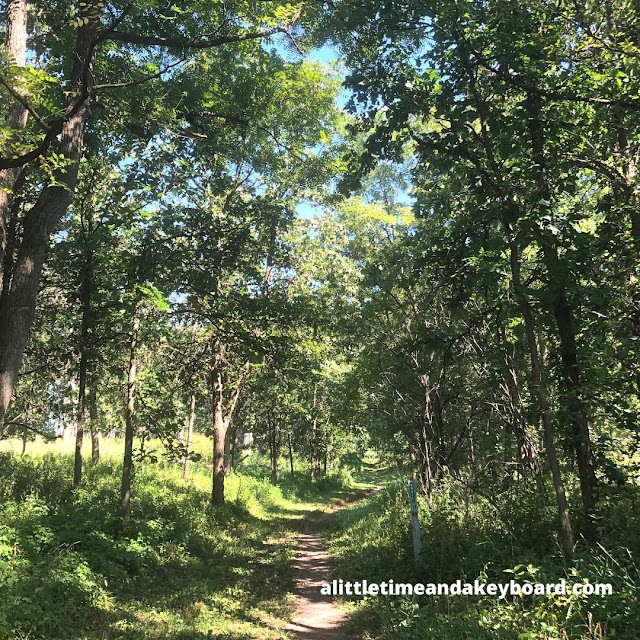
[285,521,347,639]
[286,489,378,639]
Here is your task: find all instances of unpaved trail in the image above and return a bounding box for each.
[286,489,379,639]
[285,517,347,639]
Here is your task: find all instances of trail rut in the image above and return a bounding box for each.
[285,488,379,639]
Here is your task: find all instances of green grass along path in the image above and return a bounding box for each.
[0,440,385,640]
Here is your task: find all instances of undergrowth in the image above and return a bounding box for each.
[328,477,640,640]
[0,448,342,640]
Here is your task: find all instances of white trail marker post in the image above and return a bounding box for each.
[408,479,421,564]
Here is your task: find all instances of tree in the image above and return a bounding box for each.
[320,0,640,554]
[0,0,313,431]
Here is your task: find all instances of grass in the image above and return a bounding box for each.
[0,435,354,640]
[11,439,634,640]
[326,472,640,640]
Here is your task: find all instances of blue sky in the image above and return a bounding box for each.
[286,43,349,220]
[308,44,341,65]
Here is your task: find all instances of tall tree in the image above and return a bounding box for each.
[0,0,311,431]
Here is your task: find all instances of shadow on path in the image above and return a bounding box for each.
[286,487,382,639]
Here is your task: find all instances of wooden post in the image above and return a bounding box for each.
[408,479,421,564]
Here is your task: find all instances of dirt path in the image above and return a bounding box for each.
[285,516,347,639]
[286,489,377,639]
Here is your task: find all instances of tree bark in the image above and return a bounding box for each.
[504,216,575,561]
[309,383,322,479]
[0,5,101,433]
[415,368,446,498]
[310,414,320,479]
[73,311,89,487]
[89,384,100,464]
[269,411,278,484]
[120,304,140,522]
[210,334,250,506]
[288,430,295,478]
[417,418,434,502]
[211,338,226,506]
[183,394,195,481]
[496,311,539,477]
[73,209,93,486]
[224,419,235,477]
[230,425,238,471]
[616,125,640,399]
[526,90,598,541]
[0,0,28,301]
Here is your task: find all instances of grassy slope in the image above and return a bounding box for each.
[0,436,341,640]
[327,469,640,640]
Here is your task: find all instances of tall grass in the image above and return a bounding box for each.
[328,478,640,640]
[0,443,317,640]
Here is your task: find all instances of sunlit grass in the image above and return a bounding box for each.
[325,475,640,640]
[0,432,212,463]
[0,436,362,640]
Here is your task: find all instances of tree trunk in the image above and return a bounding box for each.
[468,417,477,479]
[417,418,434,502]
[89,384,99,464]
[73,214,93,486]
[73,328,88,487]
[139,430,147,473]
[0,6,101,433]
[526,90,598,541]
[496,311,539,477]
[0,0,28,301]
[504,216,575,561]
[416,370,445,498]
[210,335,250,506]
[269,412,278,484]
[430,387,446,472]
[183,394,195,481]
[224,419,234,477]
[616,125,640,399]
[230,426,238,470]
[120,305,140,522]
[211,404,227,506]
[459,68,574,558]
[211,338,226,506]
[288,430,295,478]
[309,383,321,479]
[310,415,320,479]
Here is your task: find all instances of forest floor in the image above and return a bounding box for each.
[0,437,386,640]
[5,443,635,639]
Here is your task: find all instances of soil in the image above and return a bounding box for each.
[286,489,379,639]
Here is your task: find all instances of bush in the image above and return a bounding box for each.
[0,450,300,639]
[329,477,640,640]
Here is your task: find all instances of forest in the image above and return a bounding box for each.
[0,0,639,638]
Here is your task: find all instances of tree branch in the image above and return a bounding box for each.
[224,360,251,422]
[94,56,187,90]
[0,74,50,131]
[106,25,289,50]
[0,122,63,170]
